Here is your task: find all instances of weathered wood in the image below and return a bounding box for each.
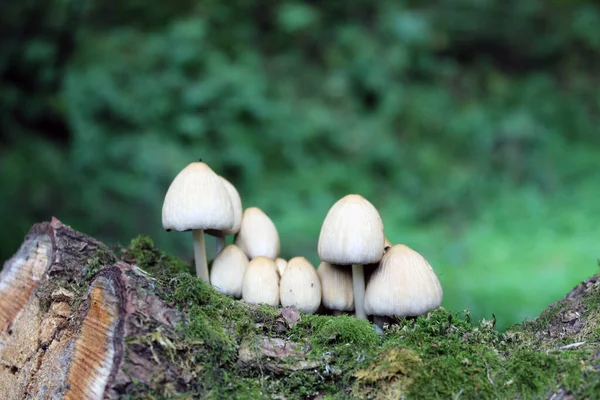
[0,219,181,399]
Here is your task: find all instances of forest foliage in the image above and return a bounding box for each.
[1,0,600,329]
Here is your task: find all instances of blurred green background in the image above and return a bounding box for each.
[1,0,599,330]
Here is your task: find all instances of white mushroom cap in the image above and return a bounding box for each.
[209,245,249,298]
[235,207,280,260]
[318,194,384,265]
[280,257,321,314]
[317,261,354,311]
[162,162,234,232]
[242,256,280,307]
[275,258,287,277]
[218,176,243,236]
[364,244,443,317]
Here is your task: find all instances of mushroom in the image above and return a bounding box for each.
[162,161,233,283]
[275,258,287,277]
[364,244,443,330]
[241,256,280,306]
[214,176,243,254]
[384,237,393,252]
[235,207,280,260]
[318,194,384,320]
[209,244,249,298]
[279,257,321,314]
[317,261,354,315]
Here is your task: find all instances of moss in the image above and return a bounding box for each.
[83,246,117,281]
[115,237,600,399]
[122,235,192,277]
[297,314,380,349]
[353,348,422,399]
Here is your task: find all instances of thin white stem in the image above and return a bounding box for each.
[373,315,386,334]
[216,235,226,254]
[193,229,209,283]
[352,264,367,320]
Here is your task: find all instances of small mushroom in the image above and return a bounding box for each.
[213,176,243,254]
[364,244,443,330]
[242,256,280,306]
[162,161,234,283]
[235,207,280,260]
[280,257,321,314]
[317,261,354,315]
[275,258,287,277]
[384,237,393,252]
[318,194,384,320]
[209,244,249,298]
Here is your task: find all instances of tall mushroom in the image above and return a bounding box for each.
[364,244,443,329]
[235,207,280,260]
[318,194,384,320]
[213,176,243,254]
[162,161,234,283]
[279,257,322,314]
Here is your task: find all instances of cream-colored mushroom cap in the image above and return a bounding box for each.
[280,257,321,314]
[384,237,393,251]
[242,256,280,306]
[162,162,234,232]
[275,258,287,277]
[317,261,354,311]
[219,176,243,236]
[235,207,280,259]
[364,244,443,317]
[210,245,249,298]
[318,194,384,265]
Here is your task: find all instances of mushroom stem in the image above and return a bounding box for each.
[373,315,386,334]
[192,229,209,283]
[216,235,226,254]
[352,264,367,320]
[332,310,343,316]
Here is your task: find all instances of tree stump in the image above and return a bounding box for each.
[0,218,181,399]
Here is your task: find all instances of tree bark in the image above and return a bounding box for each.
[1,219,599,399]
[0,218,181,399]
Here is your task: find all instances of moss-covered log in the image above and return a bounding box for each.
[0,219,599,399]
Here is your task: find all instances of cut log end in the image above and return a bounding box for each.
[64,269,124,400]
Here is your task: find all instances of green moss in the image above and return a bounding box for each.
[353,348,422,399]
[122,235,192,277]
[504,350,582,396]
[115,237,600,399]
[84,246,117,281]
[298,314,380,348]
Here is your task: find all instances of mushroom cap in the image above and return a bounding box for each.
[275,258,287,277]
[384,237,393,251]
[318,194,385,265]
[235,207,280,259]
[317,261,354,311]
[162,162,234,232]
[242,256,280,306]
[364,244,443,317]
[280,257,321,314]
[209,244,249,298]
[218,176,243,236]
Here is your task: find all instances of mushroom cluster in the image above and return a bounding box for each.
[162,161,443,325]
